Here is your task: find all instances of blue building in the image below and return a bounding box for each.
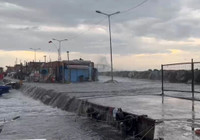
[63,60,98,83]
[65,65,91,82]
[40,60,98,83]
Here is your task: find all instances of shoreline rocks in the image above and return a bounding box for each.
[100,69,200,84]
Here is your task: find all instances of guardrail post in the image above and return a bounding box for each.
[161,64,164,103]
[191,59,194,111]
[191,59,195,133]
[191,59,194,100]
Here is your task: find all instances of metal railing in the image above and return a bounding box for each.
[161,59,200,102]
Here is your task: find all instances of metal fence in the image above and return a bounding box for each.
[161,59,200,101]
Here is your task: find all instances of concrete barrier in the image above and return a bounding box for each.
[20,84,156,140]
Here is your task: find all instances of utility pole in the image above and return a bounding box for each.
[49,38,68,61]
[15,58,18,65]
[49,38,67,83]
[44,55,47,63]
[67,51,69,61]
[30,48,40,62]
[96,10,120,82]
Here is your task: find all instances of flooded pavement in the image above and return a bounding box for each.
[24,76,161,99]
[23,76,200,100]
[87,95,200,140]
[0,90,122,140]
[3,76,200,140]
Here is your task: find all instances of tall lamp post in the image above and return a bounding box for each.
[66,51,69,62]
[44,55,47,63]
[30,48,41,62]
[96,10,120,82]
[49,38,68,61]
[49,38,67,83]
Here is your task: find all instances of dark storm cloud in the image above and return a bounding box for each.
[0,0,200,55]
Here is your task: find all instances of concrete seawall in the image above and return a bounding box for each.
[20,84,156,140]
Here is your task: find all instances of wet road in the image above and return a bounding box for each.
[88,95,200,140]
[0,90,121,140]
[2,76,200,140]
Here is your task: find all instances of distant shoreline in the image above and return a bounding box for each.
[99,69,200,84]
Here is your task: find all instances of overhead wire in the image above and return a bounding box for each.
[120,0,150,14]
[67,0,150,41]
[53,0,150,60]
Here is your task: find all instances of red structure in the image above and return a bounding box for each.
[0,67,4,80]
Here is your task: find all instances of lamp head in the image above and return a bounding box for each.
[116,11,120,14]
[96,10,101,14]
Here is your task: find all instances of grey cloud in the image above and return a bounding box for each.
[0,0,200,56]
[183,0,200,9]
[112,8,200,41]
[17,26,39,31]
[1,0,181,26]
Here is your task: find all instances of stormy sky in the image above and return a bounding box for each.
[1,0,200,70]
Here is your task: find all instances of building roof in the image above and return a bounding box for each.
[67,65,89,69]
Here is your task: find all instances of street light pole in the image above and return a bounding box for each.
[66,51,69,62]
[49,38,67,83]
[52,38,68,61]
[108,15,114,82]
[44,55,47,63]
[30,48,41,62]
[96,10,120,82]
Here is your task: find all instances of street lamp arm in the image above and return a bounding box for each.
[96,10,101,14]
[50,38,68,61]
[49,40,59,49]
[29,47,40,62]
[96,10,108,16]
[95,10,120,82]
[60,39,68,41]
[52,38,68,42]
[30,48,41,51]
[110,11,120,16]
[96,10,120,16]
